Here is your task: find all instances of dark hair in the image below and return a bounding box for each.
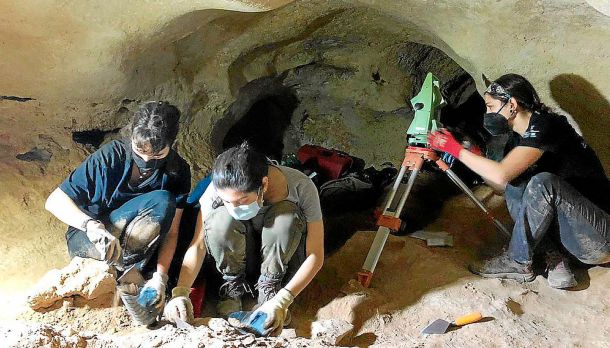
[212,141,269,193]
[130,101,181,153]
[488,74,552,114]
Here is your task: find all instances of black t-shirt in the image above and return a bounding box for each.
[504,111,609,212]
[59,138,191,218]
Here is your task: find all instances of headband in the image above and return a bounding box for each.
[485,82,512,101]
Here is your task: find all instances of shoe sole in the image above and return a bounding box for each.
[548,278,577,289]
[469,266,536,283]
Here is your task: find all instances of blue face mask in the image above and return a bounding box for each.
[225,187,263,221]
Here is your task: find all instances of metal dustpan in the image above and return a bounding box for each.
[117,265,144,285]
[422,312,482,334]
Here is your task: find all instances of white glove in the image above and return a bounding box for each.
[85,221,122,264]
[164,287,194,324]
[141,272,168,309]
[255,288,294,336]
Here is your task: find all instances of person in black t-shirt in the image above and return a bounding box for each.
[45,101,191,313]
[428,74,609,289]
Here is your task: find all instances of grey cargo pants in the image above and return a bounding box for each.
[203,200,307,283]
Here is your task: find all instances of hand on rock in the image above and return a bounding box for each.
[164,287,194,324]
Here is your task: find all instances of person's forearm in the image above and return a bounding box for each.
[45,188,92,230]
[176,241,206,288]
[176,212,206,288]
[156,209,183,275]
[156,230,178,275]
[460,150,508,190]
[284,252,323,297]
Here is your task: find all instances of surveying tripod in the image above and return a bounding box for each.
[357,73,511,288]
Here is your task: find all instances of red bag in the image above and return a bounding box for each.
[189,278,206,318]
[297,145,356,181]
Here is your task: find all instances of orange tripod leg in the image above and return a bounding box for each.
[357,148,425,287]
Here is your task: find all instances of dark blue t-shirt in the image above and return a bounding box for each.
[59,138,191,218]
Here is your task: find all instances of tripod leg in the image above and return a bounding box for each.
[443,167,512,238]
[358,164,421,287]
[381,165,409,213]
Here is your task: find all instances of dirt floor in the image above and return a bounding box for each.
[2,186,609,347]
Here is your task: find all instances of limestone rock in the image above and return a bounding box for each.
[279,328,297,339]
[27,257,117,310]
[207,317,232,333]
[311,319,354,345]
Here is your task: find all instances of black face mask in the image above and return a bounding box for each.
[132,150,167,172]
[484,101,512,136]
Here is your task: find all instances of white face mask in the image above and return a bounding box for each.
[224,187,263,221]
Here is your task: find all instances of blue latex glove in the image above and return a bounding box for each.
[229,311,268,336]
[139,272,168,309]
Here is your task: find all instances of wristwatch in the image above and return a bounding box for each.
[81,218,100,231]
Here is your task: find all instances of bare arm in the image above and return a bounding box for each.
[459,146,543,191]
[284,219,324,297]
[176,210,207,288]
[156,208,183,275]
[45,188,92,231]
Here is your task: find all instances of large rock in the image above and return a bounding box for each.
[27,257,117,310]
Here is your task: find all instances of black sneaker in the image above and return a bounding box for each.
[255,277,291,326]
[469,252,536,282]
[545,250,577,289]
[255,277,282,305]
[217,276,252,317]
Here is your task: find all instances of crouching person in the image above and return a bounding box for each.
[428,74,609,289]
[45,101,191,311]
[165,142,324,336]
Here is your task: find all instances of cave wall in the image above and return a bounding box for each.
[1,0,609,308]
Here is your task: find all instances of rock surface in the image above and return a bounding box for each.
[311,319,354,345]
[0,320,332,348]
[27,257,117,310]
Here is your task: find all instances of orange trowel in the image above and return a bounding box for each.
[421,312,483,334]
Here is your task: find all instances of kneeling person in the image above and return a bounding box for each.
[45,101,191,309]
[166,142,324,336]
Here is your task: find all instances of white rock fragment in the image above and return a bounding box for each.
[208,318,232,332]
[279,328,297,339]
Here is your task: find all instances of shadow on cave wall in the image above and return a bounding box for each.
[550,74,610,171]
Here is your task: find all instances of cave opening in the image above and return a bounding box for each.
[222,93,299,160]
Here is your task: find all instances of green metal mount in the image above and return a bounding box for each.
[407,72,446,146]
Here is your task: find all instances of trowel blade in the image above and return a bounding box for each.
[117,265,145,285]
[174,317,194,330]
[422,319,451,334]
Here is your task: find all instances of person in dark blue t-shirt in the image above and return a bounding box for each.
[45,101,191,310]
[428,74,609,290]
